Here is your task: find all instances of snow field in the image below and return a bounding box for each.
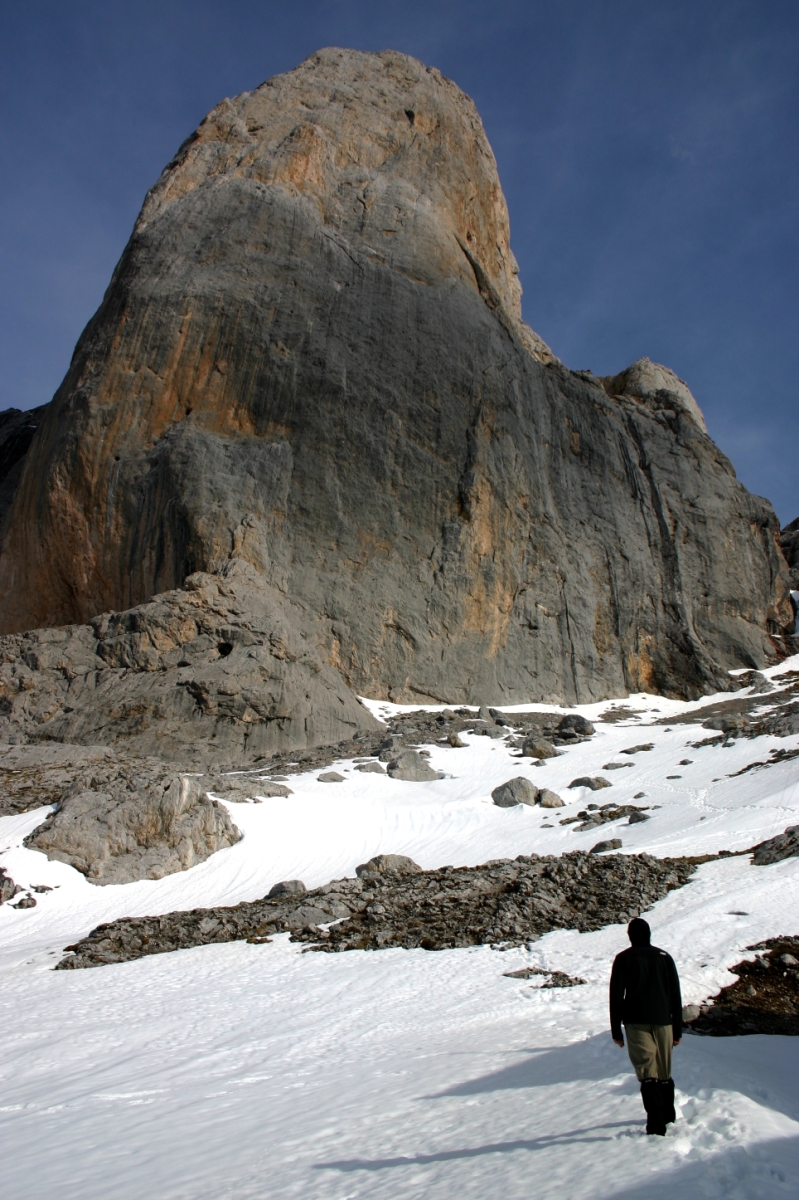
[1,655,798,1197]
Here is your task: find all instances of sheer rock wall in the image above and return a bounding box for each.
[0,48,792,709]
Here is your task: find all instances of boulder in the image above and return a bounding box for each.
[539,788,565,808]
[0,866,20,904]
[267,879,307,899]
[356,854,422,878]
[491,777,540,807]
[318,771,345,783]
[569,776,611,791]
[557,714,595,737]
[590,838,623,854]
[522,738,558,760]
[386,750,440,782]
[25,767,241,885]
[354,761,386,774]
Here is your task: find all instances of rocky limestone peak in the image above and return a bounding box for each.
[0,48,792,716]
[600,358,708,432]
[136,48,548,355]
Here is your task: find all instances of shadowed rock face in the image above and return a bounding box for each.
[781,518,799,589]
[0,48,792,707]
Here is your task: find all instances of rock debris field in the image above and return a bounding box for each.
[57,849,699,968]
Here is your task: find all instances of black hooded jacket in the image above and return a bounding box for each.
[609,945,682,1041]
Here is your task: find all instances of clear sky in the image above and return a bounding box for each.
[1,0,796,523]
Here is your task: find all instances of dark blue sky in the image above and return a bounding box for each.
[1,0,796,522]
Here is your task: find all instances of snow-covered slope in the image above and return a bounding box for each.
[1,657,798,1198]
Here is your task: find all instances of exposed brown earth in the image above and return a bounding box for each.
[687,938,799,1036]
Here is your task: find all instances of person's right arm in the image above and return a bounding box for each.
[609,954,625,1045]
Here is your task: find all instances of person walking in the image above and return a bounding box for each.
[610,917,683,1135]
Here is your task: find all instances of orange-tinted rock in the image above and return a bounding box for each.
[0,48,792,708]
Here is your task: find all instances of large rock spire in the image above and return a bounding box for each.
[0,48,792,717]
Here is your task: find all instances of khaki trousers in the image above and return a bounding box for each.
[624,1023,673,1081]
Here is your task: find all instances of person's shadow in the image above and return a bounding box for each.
[314,1033,799,1180]
[315,1033,637,1173]
[424,1030,624,1098]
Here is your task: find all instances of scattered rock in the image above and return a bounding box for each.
[590,839,622,854]
[628,811,650,824]
[619,743,654,755]
[561,803,649,831]
[58,850,698,968]
[603,762,634,770]
[267,880,306,899]
[539,788,565,809]
[522,738,558,759]
[386,750,441,782]
[569,777,611,791]
[447,733,466,748]
[318,771,345,783]
[14,894,37,908]
[207,776,292,800]
[354,761,386,774]
[503,965,586,987]
[491,777,540,807]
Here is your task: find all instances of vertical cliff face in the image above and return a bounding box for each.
[0,48,792,706]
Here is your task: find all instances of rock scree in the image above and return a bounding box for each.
[57,850,699,968]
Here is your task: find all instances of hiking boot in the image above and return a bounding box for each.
[641,1079,666,1136]
[659,1078,676,1124]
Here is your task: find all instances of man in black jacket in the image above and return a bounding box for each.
[609,917,682,1136]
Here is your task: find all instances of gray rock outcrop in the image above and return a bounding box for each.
[24,760,241,884]
[751,825,799,866]
[0,566,380,767]
[0,47,790,717]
